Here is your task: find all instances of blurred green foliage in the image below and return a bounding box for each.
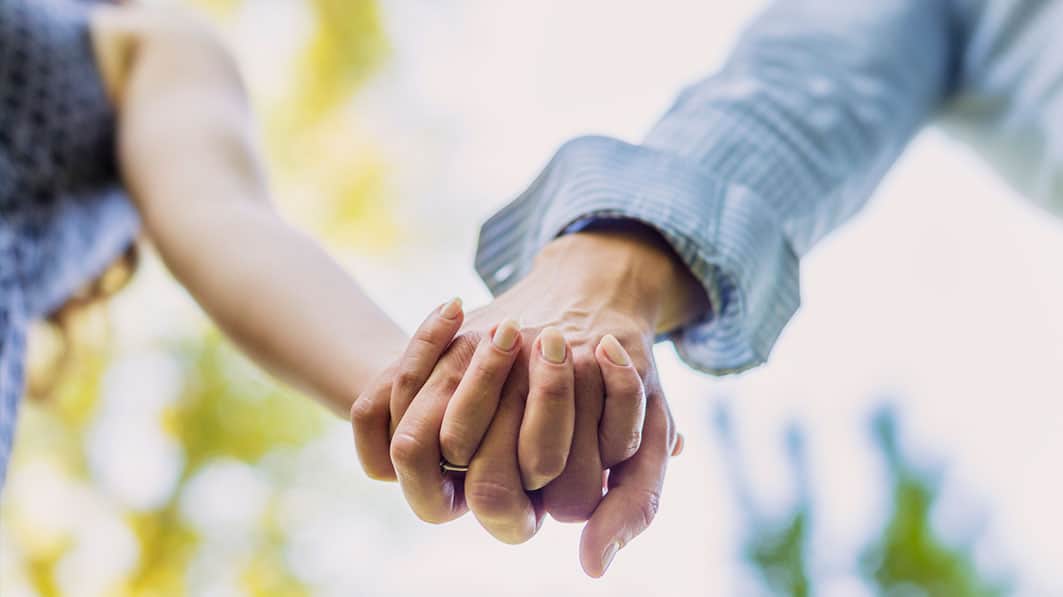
[194,0,396,249]
[125,335,324,596]
[9,331,326,596]
[720,404,1012,597]
[715,410,813,597]
[860,408,1011,597]
[291,0,387,126]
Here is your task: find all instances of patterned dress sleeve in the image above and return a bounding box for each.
[0,0,140,489]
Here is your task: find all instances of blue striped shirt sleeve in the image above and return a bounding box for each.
[475,0,962,374]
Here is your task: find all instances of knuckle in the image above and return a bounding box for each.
[394,369,423,394]
[471,358,499,381]
[465,478,522,518]
[412,324,446,348]
[438,427,473,465]
[602,428,643,462]
[437,372,462,396]
[448,334,481,368]
[350,396,381,428]
[535,375,573,403]
[523,451,567,485]
[632,488,662,529]
[389,431,428,468]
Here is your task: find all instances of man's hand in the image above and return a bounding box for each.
[352,226,708,575]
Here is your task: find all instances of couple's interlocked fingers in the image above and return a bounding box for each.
[351,296,675,575]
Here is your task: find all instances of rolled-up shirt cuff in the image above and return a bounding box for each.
[474,135,800,375]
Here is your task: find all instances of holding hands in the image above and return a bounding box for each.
[351,228,707,577]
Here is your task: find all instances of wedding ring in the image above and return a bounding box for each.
[440,459,469,473]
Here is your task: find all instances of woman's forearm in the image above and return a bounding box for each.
[149,200,407,416]
[95,6,406,415]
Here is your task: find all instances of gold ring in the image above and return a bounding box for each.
[440,459,469,473]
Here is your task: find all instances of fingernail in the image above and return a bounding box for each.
[493,318,520,351]
[540,327,566,363]
[672,433,685,457]
[440,297,463,320]
[599,334,630,366]
[601,541,621,574]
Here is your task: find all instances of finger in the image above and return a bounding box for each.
[464,361,538,544]
[595,334,647,468]
[350,370,397,481]
[542,346,605,523]
[439,319,522,467]
[390,298,464,436]
[390,363,467,524]
[518,327,575,490]
[672,433,685,457]
[579,392,674,578]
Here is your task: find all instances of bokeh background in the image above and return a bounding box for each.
[2,1,1062,595]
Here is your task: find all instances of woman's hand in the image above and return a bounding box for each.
[351,298,468,483]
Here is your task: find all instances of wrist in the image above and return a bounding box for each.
[317,318,406,418]
[529,227,708,335]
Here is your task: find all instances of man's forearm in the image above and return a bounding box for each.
[476,0,960,374]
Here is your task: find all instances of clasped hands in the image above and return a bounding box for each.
[350,229,706,577]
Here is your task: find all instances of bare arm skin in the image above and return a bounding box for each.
[90,6,406,417]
